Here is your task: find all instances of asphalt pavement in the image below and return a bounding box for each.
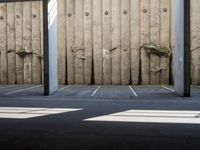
[0,85,200,150]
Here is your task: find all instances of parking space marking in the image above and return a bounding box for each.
[4,85,42,96]
[58,85,71,92]
[161,86,175,92]
[0,85,16,89]
[129,86,138,97]
[91,86,101,97]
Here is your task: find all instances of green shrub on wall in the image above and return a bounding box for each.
[142,43,172,57]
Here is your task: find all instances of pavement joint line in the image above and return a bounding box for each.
[91,86,101,97]
[161,85,175,92]
[4,85,42,96]
[129,86,138,97]
[0,85,16,89]
[58,85,71,92]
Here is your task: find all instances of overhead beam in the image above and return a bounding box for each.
[175,0,191,97]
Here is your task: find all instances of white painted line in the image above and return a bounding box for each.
[91,86,100,97]
[126,109,200,114]
[129,86,138,97]
[49,108,82,111]
[0,109,32,113]
[85,116,200,124]
[28,109,82,114]
[58,85,71,91]
[0,113,49,119]
[0,107,46,110]
[85,109,200,124]
[0,85,16,89]
[0,107,83,119]
[110,112,197,118]
[4,85,42,96]
[161,86,175,92]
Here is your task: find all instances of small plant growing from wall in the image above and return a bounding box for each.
[16,48,28,57]
[16,48,43,59]
[141,43,172,57]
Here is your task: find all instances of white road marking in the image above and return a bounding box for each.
[4,85,42,96]
[0,108,49,114]
[0,85,16,89]
[91,86,101,97]
[125,109,200,114]
[129,86,138,97]
[85,116,200,124]
[58,85,71,91]
[161,85,175,92]
[0,107,46,110]
[110,112,197,118]
[0,107,82,119]
[0,113,50,119]
[85,110,200,124]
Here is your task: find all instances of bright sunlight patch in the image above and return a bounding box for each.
[85,110,200,124]
[0,107,82,119]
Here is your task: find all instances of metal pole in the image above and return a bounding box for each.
[184,0,191,97]
[43,0,50,95]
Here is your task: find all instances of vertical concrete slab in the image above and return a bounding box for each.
[175,0,190,96]
[43,0,58,95]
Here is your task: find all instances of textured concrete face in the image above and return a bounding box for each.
[175,0,190,96]
[48,0,58,94]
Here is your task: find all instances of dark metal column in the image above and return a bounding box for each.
[43,0,50,95]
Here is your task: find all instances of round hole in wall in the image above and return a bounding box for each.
[85,12,89,16]
[163,8,168,12]
[68,13,72,17]
[33,14,37,18]
[105,11,109,15]
[16,15,20,19]
[143,9,147,13]
[123,10,128,14]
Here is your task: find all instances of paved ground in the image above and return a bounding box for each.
[0,85,200,150]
